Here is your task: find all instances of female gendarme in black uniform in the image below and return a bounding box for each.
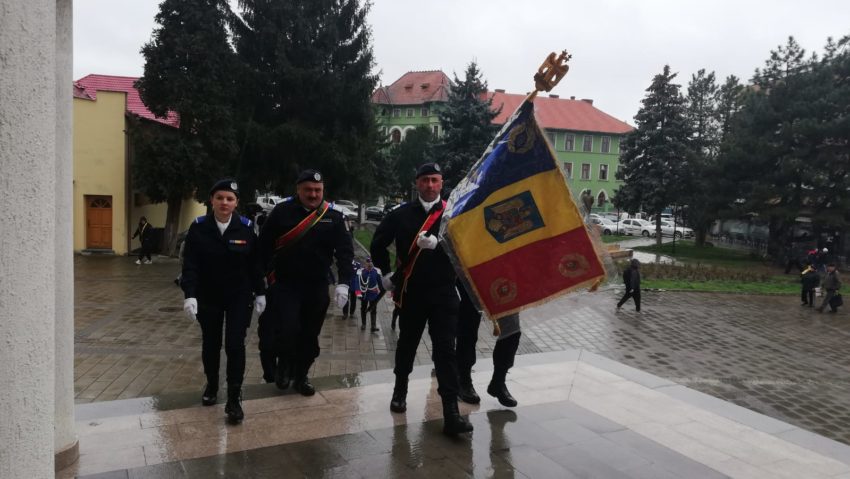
[181,179,266,424]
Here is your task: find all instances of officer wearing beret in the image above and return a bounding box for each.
[258,169,354,396]
[181,179,265,424]
[371,162,473,436]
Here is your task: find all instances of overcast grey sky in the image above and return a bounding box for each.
[73,0,850,124]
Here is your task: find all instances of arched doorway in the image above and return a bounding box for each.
[390,129,401,145]
[596,191,607,208]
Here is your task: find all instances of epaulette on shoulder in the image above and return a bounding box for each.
[240,215,252,227]
[194,215,207,224]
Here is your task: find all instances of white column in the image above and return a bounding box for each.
[0,1,58,478]
[54,0,78,468]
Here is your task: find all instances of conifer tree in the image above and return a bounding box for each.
[135,0,240,253]
[232,0,378,198]
[615,65,692,244]
[432,61,500,189]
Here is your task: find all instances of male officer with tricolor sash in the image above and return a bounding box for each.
[257,170,353,396]
[371,162,474,436]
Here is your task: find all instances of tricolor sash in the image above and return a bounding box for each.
[267,201,330,285]
[394,200,446,306]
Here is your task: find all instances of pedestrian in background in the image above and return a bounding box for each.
[181,179,266,424]
[357,258,382,332]
[817,263,842,313]
[617,258,642,312]
[132,216,154,264]
[800,261,819,307]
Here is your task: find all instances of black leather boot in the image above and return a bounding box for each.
[274,361,290,390]
[201,382,218,406]
[293,377,315,396]
[224,387,244,424]
[442,398,473,435]
[458,374,480,404]
[390,376,407,413]
[487,381,518,407]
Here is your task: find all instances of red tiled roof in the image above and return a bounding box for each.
[74,74,179,128]
[371,70,451,106]
[487,91,632,134]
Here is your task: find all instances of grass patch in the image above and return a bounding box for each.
[643,277,798,294]
[620,243,798,294]
[352,228,395,266]
[599,234,628,244]
[633,241,766,268]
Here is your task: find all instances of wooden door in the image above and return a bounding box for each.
[86,195,112,249]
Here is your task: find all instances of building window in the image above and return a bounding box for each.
[547,132,557,148]
[432,125,439,137]
[421,107,429,117]
[564,134,575,151]
[597,191,607,207]
[406,108,414,117]
[563,162,573,179]
[599,164,609,181]
[619,137,626,153]
[601,136,610,153]
[391,129,401,144]
[392,108,400,118]
[582,135,593,152]
[581,163,591,180]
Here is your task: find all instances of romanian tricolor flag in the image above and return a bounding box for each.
[441,96,606,320]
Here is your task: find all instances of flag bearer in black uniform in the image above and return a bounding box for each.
[181,179,266,424]
[371,163,473,436]
[258,170,353,396]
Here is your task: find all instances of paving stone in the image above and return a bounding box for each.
[73,255,850,447]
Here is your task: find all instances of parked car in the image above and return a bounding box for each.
[332,204,358,221]
[619,218,654,237]
[589,217,619,235]
[655,221,694,239]
[333,200,358,210]
[256,195,284,212]
[365,206,385,221]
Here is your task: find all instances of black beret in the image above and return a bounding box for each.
[297,169,324,184]
[415,162,442,178]
[209,178,240,198]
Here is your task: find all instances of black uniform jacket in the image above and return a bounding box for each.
[258,198,354,287]
[370,200,456,295]
[181,215,265,301]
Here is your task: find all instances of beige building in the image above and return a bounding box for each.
[73,74,204,255]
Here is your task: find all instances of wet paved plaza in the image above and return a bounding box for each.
[67,254,850,477]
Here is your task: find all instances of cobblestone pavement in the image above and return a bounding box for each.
[74,255,850,445]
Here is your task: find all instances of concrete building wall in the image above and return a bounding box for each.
[73,91,128,254]
[54,0,78,466]
[0,0,59,476]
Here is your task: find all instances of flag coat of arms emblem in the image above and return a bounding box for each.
[441,98,606,319]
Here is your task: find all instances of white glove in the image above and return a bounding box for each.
[183,298,198,321]
[416,231,438,250]
[382,272,395,291]
[335,284,349,308]
[254,295,266,315]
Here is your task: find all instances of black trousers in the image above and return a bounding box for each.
[197,292,252,389]
[360,298,378,327]
[139,241,153,261]
[456,286,482,379]
[819,289,838,312]
[259,281,330,381]
[394,288,460,399]
[801,287,814,305]
[617,289,641,311]
[457,287,521,384]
